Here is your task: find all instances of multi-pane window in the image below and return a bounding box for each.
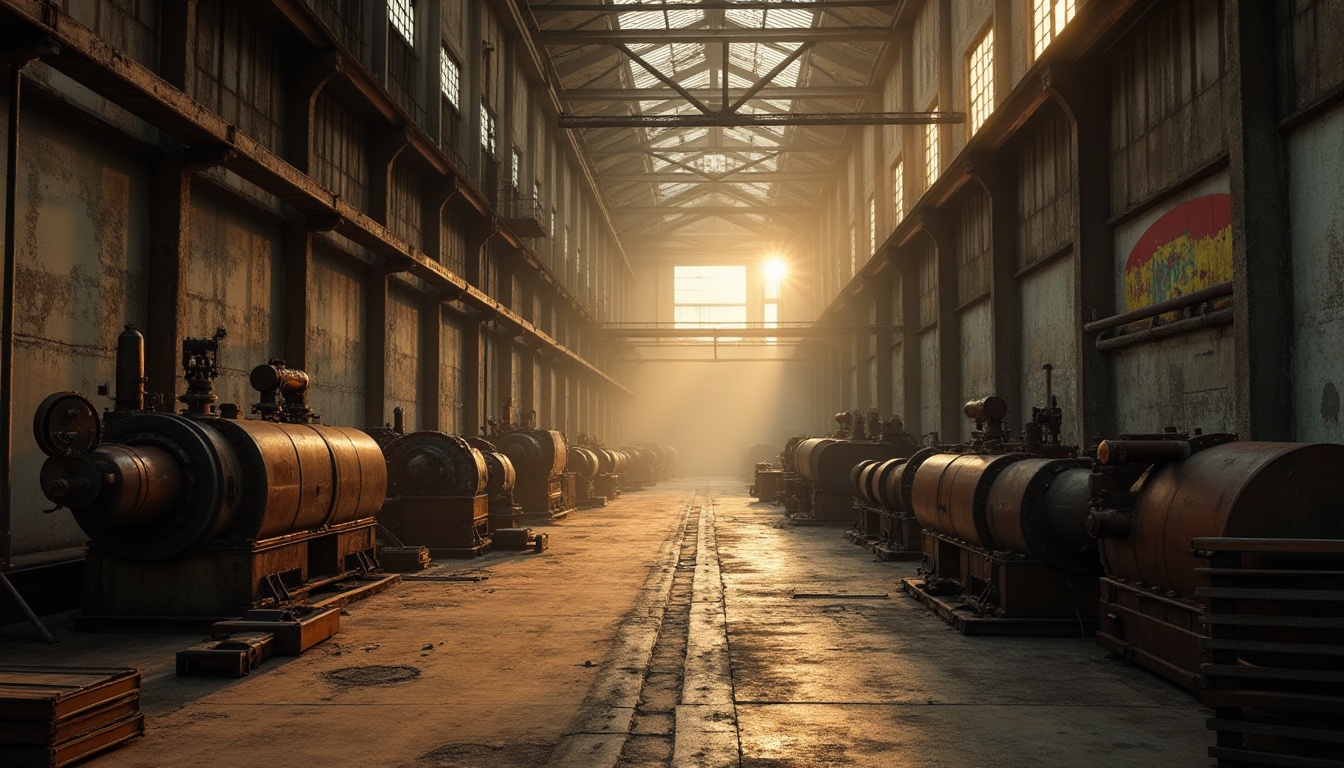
[1032,0,1076,60]
[511,147,522,190]
[440,46,460,108]
[892,158,905,224]
[969,28,995,133]
[480,104,496,155]
[673,266,747,328]
[868,195,877,254]
[389,0,413,45]
[533,181,542,208]
[925,103,940,188]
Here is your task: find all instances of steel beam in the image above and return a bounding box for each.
[562,111,963,128]
[600,171,831,183]
[563,86,877,101]
[531,1,898,11]
[536,28,895,45]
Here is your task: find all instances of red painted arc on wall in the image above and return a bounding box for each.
[1124,193,1233,312]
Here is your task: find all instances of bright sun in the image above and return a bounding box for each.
[763,258,788,284]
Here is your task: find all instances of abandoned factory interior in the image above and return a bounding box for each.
[2,0,1344,766]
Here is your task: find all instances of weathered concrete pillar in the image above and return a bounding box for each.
[420,301,441,431]
[462,312,483,437]
[1226,0,1293,440]
[282,219,312,372]
[896,247,922,435]
[969,154,1023,420]
[160,0,199,93]
[369,125,411,227]
[921,213,961,443]
[146,156,190,402]
[871,268,895,413]
[363,268,389,429]
[1048,66,1116,444]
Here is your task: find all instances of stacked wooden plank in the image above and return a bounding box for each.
[0,666,143,767]
[1195,537,1344,768]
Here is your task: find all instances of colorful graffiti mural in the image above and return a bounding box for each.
[1124,193,1233,311]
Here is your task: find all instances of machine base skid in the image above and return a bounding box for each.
[492,528,549,552]
[593,474,622,500]
[379,546,432,572]
[0,665,144,768]
[175,633,276,678]
[874,543,923,562]
[381,496,490,559]
[518,508,573,525]
[212,606,341,655]
[1096,576,1203,691]
[78,519,380,620]
[902,578,1096,637]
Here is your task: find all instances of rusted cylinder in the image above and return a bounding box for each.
[567,445,601,481]
[963,396,1008,421]
[465,437,517,497]
[792,438,834,480]
[384,431,489,498]
[1096,441,1344,598]
[248,363,311,396]
[595,448,626,475]
[39,410,388,561]
[984,458,1096,573]
[499,430,568,478]
[873,458,909,510]
[114,325,144,412]
[1096,439,1191,465]
[850,460,881,505]
[803,439,909,496]
[910,452,1029,547]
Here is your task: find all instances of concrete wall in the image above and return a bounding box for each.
[1289,101,1344,441]
[8,101,150,555]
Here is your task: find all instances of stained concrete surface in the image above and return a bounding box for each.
[0,479,1212,767]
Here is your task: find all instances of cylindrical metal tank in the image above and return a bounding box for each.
[464,437,517,497]
[983,458,1095,573]
[383,431,490,498]
[910,452,1029,547]
[39,411,388,562]
[567,445,601,481]
[1095,441,1344,597]
[594,448,627,475]
[498,430,568,479]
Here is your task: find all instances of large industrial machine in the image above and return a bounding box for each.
[379,430,492,558]
[1087,432,1344,688]
[566,445,605,509]
[464,436,524,531]
[581,436,626,501]
[896,392,1094,634]
[785,410,919,522]
[32,327,391,619]
[496,428,574,523]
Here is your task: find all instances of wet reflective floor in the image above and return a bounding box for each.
[0,478,1212,767]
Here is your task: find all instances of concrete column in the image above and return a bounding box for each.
[462,313,483,437]
[421,302,441,431]
[146,156,189,402]
[282,219,312,371]
[363,269,389,429]
[897,250,923,436]
[1226,0,1293,440]
[970,156,1023,418]
[872,270,895,413]
[1048,66,1116,443]
[922,214,961,442]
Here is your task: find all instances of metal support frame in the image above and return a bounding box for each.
[561,111,965,129]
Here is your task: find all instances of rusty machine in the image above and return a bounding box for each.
[495,428,574,523]
[786,410,919,523]
[751,458,785,502]
[847,452,919,560]
[566,445,606,509]
[619,445,656,491]
[32,327,390,619]
[379,429,492,558]
[1086,432,1344,689]
[897,392,1093,634]
[589,443,627,501]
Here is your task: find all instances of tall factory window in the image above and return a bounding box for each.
[925,103,940,188]
[389,0,414,45]
[440,47,460,109]
[1033,0,1076,60]
[673,266,747,329]
[763,259,785,346]
[481,104,496,156]
[968,27,995,133]
[849,224,857,277]
[892,158,905,223]
[511,147,522,190]
[869,195,877,255]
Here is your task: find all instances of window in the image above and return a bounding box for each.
[533,181,542,208]
[480,104,496,155]
[511,147,522,190]
[868,195,877,255]
[440,46,460,108]
[925,103,940,188]
[763,263,782,346]
[892,158,905,224]
[968,27,994,133]
[673,266,747,329]
[849,224,857,277]
[1033,0,1076,60]
[389,0,414,45]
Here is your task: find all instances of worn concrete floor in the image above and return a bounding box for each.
[1,478,1213,767]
